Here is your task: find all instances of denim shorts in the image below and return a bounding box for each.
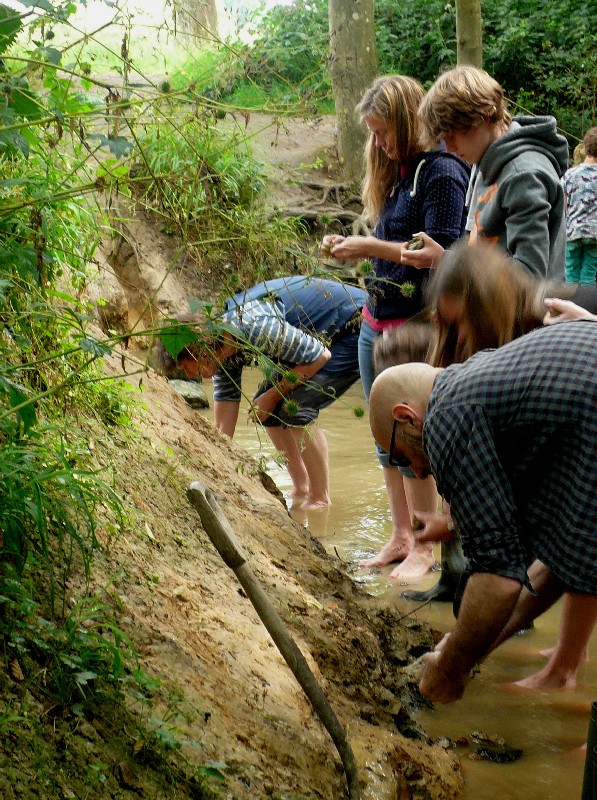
[256,332,360,427]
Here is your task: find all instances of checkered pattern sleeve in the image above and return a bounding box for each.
[424,404,529,584]
[424,321,597,593]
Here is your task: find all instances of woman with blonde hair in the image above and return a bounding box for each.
[321,75,470,580]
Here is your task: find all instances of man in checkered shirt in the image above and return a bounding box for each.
[369,319,597,703]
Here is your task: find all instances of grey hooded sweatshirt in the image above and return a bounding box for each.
[469,116,569,280]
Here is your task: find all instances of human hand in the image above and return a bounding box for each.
[320,234,345,258]
[412,511,453,543]
[419,650,467,704]
[329,235,372,260]
[543,297,597,326]
[400,232,445,269]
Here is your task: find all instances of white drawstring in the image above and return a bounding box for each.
[410,159,426,197]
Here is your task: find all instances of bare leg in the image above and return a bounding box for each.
[515,592,597,689]
[359,466,413,568]
[265,426,309,500]
[389,474,437,580]
[539,643,589,662]
[290,425,331,510]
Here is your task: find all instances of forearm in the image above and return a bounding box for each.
[253,349,331,419]
[365,237,405,263]
[214,400,240,437]
[439,573,521,676]
[419,572,522,703]
[331,235,405,263]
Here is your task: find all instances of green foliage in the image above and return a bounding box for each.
[376,0,456,83]
[213,0,594,142]
[177,0,332,112]
[232,0,331,111]
[0,574,134,711]
[0,418,122,582]
[137,115,267,221]
[482,0,596,137]
[132,112,303,290]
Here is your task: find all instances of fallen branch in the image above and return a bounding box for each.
[187,480,361,800]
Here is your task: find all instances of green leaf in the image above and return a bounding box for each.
[87,134,134,159]
[188,299,213,315]
[10,87,43,120]
[40,45,62,66]
[197,762,227,780]
[75,671,98,685]
[0,128,29,158]
[0,277,12,300]
[78,337,111,357]
[159,323,197,361]
[0,375,36,432]
[19,0,54,11]
[0,4,23,56]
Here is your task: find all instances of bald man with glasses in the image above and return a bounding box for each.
[369,319,597,703]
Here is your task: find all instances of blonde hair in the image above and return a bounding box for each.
[419,66,512,142]
[357,75,425,222]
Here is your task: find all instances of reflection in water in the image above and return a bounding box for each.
[200,370,594,800]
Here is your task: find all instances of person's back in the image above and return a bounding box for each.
[426,320,597,593]
[227,276,366,341]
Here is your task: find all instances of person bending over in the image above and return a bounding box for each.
[369,319,597,703]
[155,276,366,511]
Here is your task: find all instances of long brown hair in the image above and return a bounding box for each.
[426,241,575,367]
[357,75,425,223]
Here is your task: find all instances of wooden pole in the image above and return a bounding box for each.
[187,481,361,800]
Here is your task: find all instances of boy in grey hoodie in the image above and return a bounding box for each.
[403,65,568,281]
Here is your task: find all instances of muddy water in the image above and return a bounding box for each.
[201,371,594,800]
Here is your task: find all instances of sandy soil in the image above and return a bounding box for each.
[87,349,465,799]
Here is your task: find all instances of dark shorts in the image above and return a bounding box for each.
[255,332,360,427]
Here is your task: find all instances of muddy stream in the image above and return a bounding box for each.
[202,371,594,800]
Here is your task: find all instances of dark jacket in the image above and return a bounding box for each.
[366,150,470,321]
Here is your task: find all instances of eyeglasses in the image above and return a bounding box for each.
[388,418,412,469]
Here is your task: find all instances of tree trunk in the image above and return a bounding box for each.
[173,0,219,42]
[328,0,377,186]
[455,0,482,67]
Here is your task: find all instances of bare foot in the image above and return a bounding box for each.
[388,544,435,580]
[301,497,331,512]
[512,667,577,690]
[359,537,413,569]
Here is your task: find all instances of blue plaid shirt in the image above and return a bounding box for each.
[424,320,597,593]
